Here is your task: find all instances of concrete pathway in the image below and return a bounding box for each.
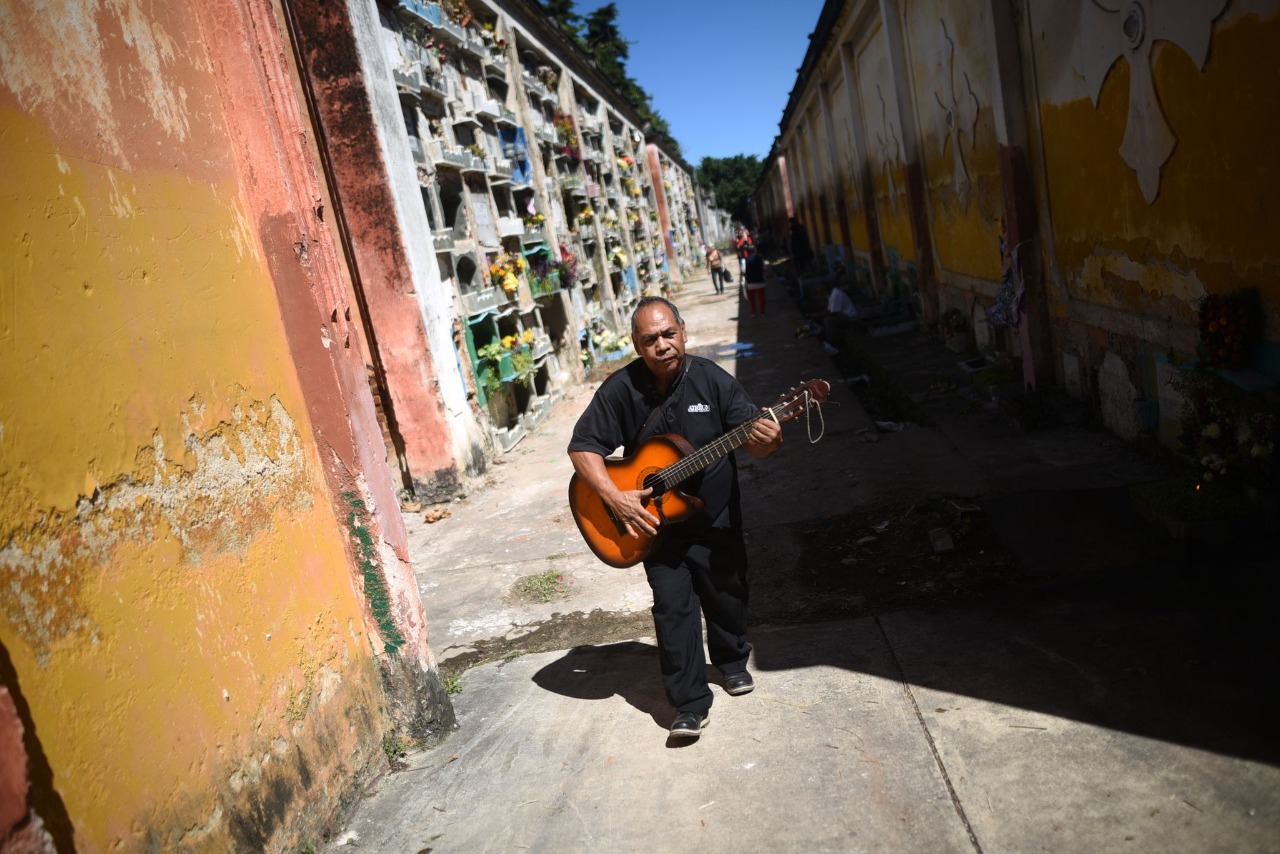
[332,271,1280,852]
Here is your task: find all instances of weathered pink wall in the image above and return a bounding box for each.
[286,0,465,504]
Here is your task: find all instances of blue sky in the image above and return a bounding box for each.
[575,0,827,166]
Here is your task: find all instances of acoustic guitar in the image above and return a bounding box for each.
[568,379,831,567]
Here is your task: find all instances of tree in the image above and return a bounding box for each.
[542,0,582,41]
[540,0,683,157]
[581,3,629,90]
[697,155,763,224]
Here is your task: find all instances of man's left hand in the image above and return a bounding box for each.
[743,415,783,459]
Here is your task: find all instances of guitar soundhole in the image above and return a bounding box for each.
[641,471,663,493]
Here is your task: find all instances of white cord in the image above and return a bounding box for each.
[805,393,826,444]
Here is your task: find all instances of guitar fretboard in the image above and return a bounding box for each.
[650,411,768,493]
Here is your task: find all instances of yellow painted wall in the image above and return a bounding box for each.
[828,74,872,254]
[904,0,1004,282]
[0,3,387,849]
[1036,9,1280,325]
[855,23,916,264]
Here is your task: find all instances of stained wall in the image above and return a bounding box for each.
[763,0,1279,438]
[1029,0,1280,422]
[0,0,443,848]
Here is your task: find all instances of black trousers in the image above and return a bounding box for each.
[644,527,751,714]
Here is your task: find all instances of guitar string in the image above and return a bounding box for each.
[653,392,819,489]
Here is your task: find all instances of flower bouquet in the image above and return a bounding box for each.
[1197,289,1259,371]
[609,246,629,269]
[488,252,527,295]
[1174,367,1277,488]
[575,207,595,226]
[523,212,546,227]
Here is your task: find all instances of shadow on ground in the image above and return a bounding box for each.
[531,641,669,730]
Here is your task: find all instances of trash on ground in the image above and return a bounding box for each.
[948,500,982,516]
[871,521,890,534]
[929,527,955,553]
[874,420,905,432]
[424,507,453,523]
[856,536,878,546]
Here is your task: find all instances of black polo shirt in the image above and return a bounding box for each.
[569,354,759,529]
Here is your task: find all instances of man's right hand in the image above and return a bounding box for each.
[603,487,659,538]
[569,450,662,538]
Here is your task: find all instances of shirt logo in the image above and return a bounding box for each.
[687,403,710,413]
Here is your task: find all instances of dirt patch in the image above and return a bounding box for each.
[441,498,1022,686]
[440,609,654,686]
[752,497,1021,624]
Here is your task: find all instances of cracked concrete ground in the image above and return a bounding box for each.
[335,270,1279,852]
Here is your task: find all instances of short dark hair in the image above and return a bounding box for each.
[630,296,684,336]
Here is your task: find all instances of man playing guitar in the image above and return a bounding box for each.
[568,297,782,740]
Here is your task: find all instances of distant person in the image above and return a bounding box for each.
[810,280,858,355]
[705,245,725,294]
[734,227,754,285]
[790,217,813,272]
[743,244,767,318]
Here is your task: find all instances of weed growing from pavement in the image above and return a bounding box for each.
[511,568,569,603]
[442,671,463,695]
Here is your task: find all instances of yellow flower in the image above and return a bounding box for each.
[521,328,534,344]
[502,334,518,348]
[502,273,519,292]
[1202,423,1221,439]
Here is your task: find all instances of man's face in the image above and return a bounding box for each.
[633,304,687,384]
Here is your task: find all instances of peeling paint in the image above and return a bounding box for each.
[1,396,311,665]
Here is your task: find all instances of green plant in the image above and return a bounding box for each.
[513,568,567,603]
[343,493,406,655]
[442,671,463,695]
[381,729,409,761]
[510,349,533,384]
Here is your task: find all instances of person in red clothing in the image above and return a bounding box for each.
[733,227,754,285]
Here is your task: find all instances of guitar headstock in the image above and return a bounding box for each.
[767,379,831,424]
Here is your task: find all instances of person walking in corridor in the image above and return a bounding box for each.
[733,226,754,286]
[705,244,726,294]
[743,244,767,317]
[567,297,783,740]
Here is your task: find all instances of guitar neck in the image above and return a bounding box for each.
[655,411,766,492]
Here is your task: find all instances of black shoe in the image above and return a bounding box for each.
[669,711,709,738]
[724,671,755,696]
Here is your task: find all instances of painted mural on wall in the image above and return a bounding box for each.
[830,73,872,252]
[1031,0,1280,323]
[903,0,1003,281]
[855,22,915,261]
[1072,0,1230,203]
